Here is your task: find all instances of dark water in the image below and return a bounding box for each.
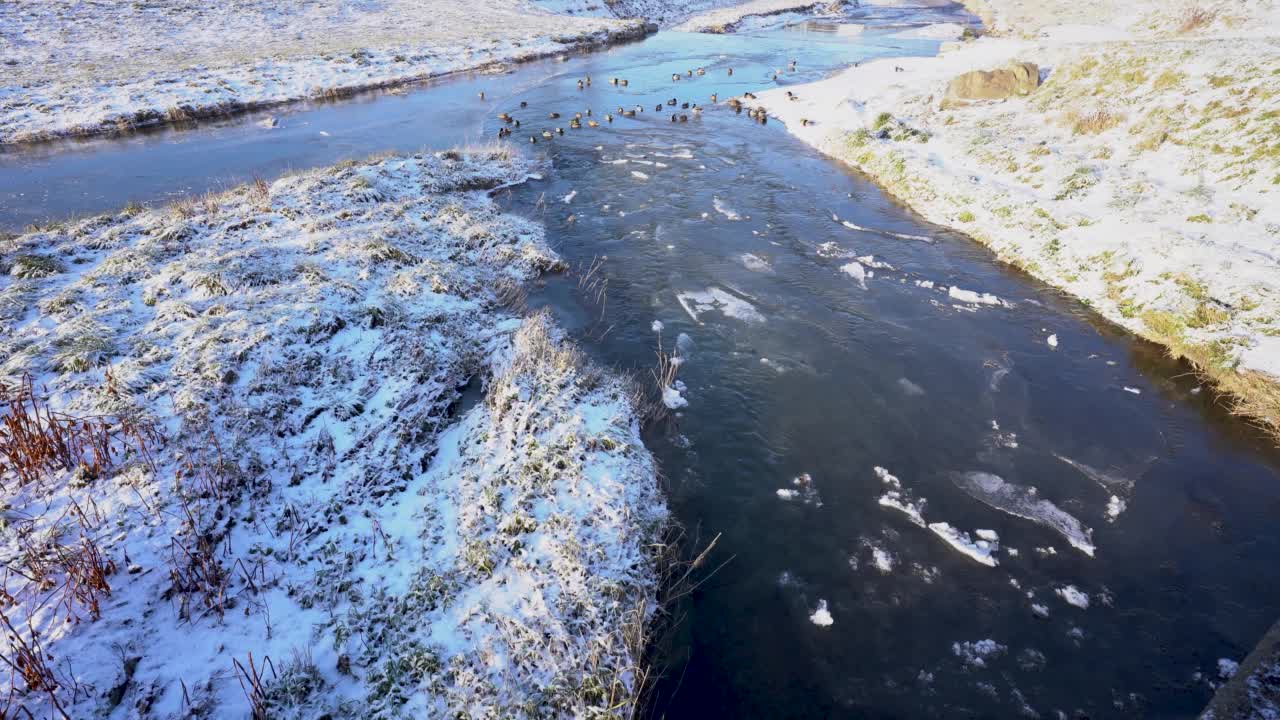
[4,4,1279,718]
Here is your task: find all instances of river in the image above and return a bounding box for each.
[3,3,1278,717]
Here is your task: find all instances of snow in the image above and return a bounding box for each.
[756,0,1280,389]
[663,380,689,409]
[0,148,667,718]
[1056,585,1091,609]
[671,0,835,33]
[809,599,835,626]
[948,286,1008,307]
[0,0,647,144]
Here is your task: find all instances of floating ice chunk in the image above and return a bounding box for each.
[631,171,649,180]
[857,255,894,270]
[1035,546,1057,556]
[608,159,629,165]
[810,599,834,626]
[1053,454,1136,494]
[257,116,279,129]
[929,523,999,566]
[874,466,902,489]
[777,473,821,506]
[651,320,664,332]
[841,261,868,289]
[915,279,936,289]
[740,253,772,273]
[879,492,926,526]
[898,378,926,396]
[1047,334,1059,348]
[1031,603,1050,618]
[1217,658,1239,679]
[1106,495,1127,521]
[676,288,765,324]
[948,286,1007,306]
[662,380,687,409]
[1055,585,1090,609]
[713,197,741,220]
[975,529,999,542]
[951,472,1096,557]
[871,547,896,573]
[1006,547,1019,557]
[1123,386,1141,395]
[562,189,577,204]
[952,639,1006,668]
[817,241,851,259]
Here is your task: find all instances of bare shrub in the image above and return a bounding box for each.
[1068,109,1122,135]
[1177,5,1217,33]
[0,610,72,719]
[0,374,162,489]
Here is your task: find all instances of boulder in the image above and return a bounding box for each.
[943,62,1039,106]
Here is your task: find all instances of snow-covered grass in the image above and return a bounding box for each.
[0,0,648,144]
[0,147,667,718]
[758,0,1280,437]
[670,0,842,34]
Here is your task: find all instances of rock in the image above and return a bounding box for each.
[943,62,1039,106]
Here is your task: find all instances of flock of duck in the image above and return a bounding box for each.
[487,59,809,143]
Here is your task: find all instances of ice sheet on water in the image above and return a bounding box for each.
[740,253,772,273]
[1055,585,1090,609]
[676,287,766,324]
[951,472,1096,557]
[810,599,834,626]
[948,286,1009,306]
[776,473,822,506]
[841,261,868,289]
[662,380,688,409]
[713,197,742,220]
[898,377,926,396]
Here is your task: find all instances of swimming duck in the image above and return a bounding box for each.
[514,119,521,128]
[577,79,584,89]
[611,77,619,85]
[497,127,510,138]
[686,69,693,77]
[588,119,600,127]
[478,91,485,100]
[696,67,706,75]
[586,108,592,116]
[623,109,636,117]
[681,102,689,109]
[672,73,681,82]
[655,104,664,112]
[679,114,688,122]
[670,114,678,123]
[620,79,629,86]
[520,101,528,108]
[574,112,582,119]
[728,68,734,76]
[530,135,537,143]
[667,98,676,106]
[692,105,702,114]
[542,130,553,139]
[743,92,757,100]
[585,75,592,85]
[606,114,614,122]
[556,127,565,135]
[570,118,581,129]
[710,93,718,103]
[548,112,560,119]
[498,112,511,121]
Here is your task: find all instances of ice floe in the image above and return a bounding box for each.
[898,377,926,396]
[676,287,765,324]
[841,261,868,289]
[952,639,1006,669]
[951,472,1096,557]
[810,599,834,626]
[713,196,742,220]
[1055,585,1090,609]
[740,252,772,273]
[776,472,822,506]
[948,286,1009,307]
[928,522,1000,567]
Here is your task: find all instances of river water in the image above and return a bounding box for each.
[3,3,1279,718]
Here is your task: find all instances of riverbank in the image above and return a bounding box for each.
[0,0,653,145]
[758,0,1280,437]
[0,148,667,717]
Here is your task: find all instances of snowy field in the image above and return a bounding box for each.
[0,148,667,718]
[0,0,647,144]
[759,0,1280,433]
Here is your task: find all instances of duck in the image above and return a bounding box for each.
[570,118,582,129]
[710,93,718,103]
[520,100,528,108]
[514,119,521,128]
[623,109,636,117]
[585,75,592,86]
[655,104,664,112]
[672,73,681,82]
[577,79,585,89]
[692,105,702,115]
[586,108,593,116]
[574,112,582,119]
[679,114,688,122]
[620,79,629,86]
[667,98,677,106]
[556,127,565,135]
[478,91,485,100]
[696,67,706,76]
[686,69,693,77]
[548,112,561,119]
[681,102,689,109]
[530,135,538,143]
[785,91,793,99]
[542,130,553,139]
[610,77,619,85]
[497,127,510,138]
[743,92,757,100]
[498,112,511,121]
[670,114,678,123]
[800,118,812,127]
[728,67,734,76]
[606,113,614,122]
[588,119,600,127]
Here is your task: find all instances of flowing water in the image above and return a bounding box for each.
[4,4,1279,718]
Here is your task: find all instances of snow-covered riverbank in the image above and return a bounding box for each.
[0,148,667,718]
[0,0,651,144]
[758,0,1280,435]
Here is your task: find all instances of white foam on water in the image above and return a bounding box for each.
[929,522,999,567]
[1032,603,1050,618]
[833,214,933,242]
[1123,386,1141,395]
[1055,585,1090,609]
[871,547,896,573]
[630,170,649,180]
[810,599,834,627]
[952,639,1006,668]
[1106,495,1127,521]
[561,189,577,204]
[952,472,1096,557]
